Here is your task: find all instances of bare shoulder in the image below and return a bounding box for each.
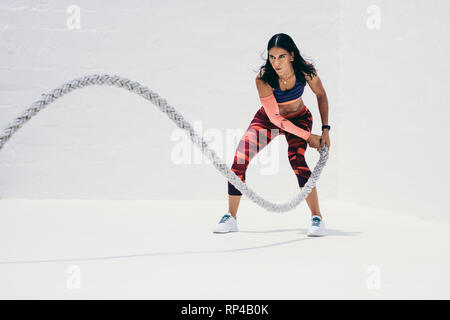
[303,63,325,96]
[255,68,273,98]
[303,62,317,82]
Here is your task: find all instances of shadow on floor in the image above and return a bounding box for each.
[239,228,360,237]
[0,229,360,265]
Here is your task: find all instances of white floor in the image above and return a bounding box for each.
[0,198,449,299]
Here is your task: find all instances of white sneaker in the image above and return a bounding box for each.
[306,215,326,237]
[212,214,239,233]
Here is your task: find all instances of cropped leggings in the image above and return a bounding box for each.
[228,105,313,196]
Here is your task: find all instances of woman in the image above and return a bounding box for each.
[213,33,331,237]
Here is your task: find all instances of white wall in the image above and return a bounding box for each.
[337,0,450,223]
[0,0,448,223]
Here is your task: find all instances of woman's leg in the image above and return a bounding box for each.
[286,135,321,217]
[300,186,322,218]
[227,108,280,218]
[228,195,242,219]
[285,109,323,218]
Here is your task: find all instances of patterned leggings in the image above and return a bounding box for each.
[228,105,313,195]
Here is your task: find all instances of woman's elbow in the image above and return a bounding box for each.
[268,115,281,127]
[316,90,327,99]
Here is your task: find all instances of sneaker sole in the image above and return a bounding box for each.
[213,229,239,234]
[307,233,325,237]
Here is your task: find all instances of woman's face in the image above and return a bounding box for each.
[268,47,294,76]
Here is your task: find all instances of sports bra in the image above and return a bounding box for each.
[273,78,305,105]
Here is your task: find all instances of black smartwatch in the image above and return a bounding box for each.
[322,125,331,131]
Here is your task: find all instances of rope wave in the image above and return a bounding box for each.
[0,73,329,212]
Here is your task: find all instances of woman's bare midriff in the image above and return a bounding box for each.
[278,97,305,117]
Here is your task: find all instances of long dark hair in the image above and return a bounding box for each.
[256,33,317,88]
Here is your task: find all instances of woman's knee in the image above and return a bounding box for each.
[231,163,247,177]
[228,164,246,196]
[296,171,311,188]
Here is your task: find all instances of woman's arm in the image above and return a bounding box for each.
[304,70,331,150]
[255,75,311,141]
[305,72,328,127]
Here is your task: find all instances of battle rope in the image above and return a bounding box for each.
[0,74,329,212]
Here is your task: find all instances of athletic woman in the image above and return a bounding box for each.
[213,33,331,237]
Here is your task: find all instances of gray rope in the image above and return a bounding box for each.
[0,73,329,212]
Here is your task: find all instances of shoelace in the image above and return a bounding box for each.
[312,218,321,227]
[219,215,231,224]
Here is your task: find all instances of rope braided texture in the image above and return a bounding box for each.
[0,73,329,212]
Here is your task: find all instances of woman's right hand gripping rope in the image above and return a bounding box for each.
[307,133,322,152]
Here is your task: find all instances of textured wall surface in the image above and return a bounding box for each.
[0,0,448,223]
